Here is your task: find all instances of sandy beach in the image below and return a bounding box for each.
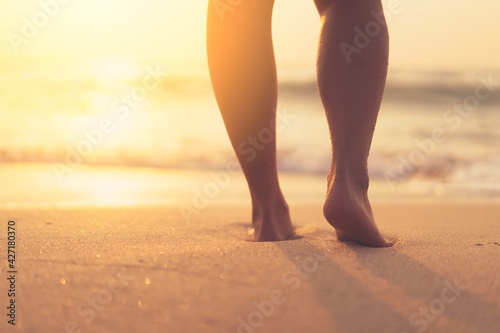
[1,201,499,333]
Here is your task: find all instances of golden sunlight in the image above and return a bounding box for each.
[89,55,140,83]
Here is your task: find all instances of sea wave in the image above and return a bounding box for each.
[0,67,498,190]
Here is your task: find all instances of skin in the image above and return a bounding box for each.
[207,0,391,247]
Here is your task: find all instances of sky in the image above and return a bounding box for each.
[0,0,499,73]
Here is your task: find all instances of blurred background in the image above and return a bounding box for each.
[0,0,499,209]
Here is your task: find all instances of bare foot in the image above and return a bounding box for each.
[251,193,294,242]
[323,171,391,248]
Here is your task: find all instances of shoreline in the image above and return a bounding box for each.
[1,162,499,211]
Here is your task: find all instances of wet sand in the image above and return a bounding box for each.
[1,201,499,333]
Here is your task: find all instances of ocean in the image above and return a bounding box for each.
[1,60,499,208]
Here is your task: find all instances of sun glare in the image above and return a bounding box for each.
[68,170,140,207]
[89,56,140,83]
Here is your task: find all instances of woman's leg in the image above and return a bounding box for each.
[206,0,293,241]
[314,0,391,247]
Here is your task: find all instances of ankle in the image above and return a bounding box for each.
[252,191,289,217]
[330,166,370,191]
